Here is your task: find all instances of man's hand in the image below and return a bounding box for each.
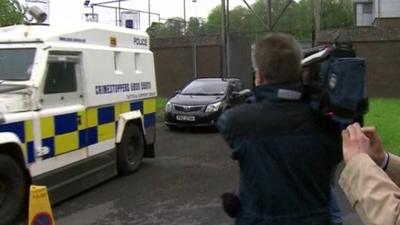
[361,126,386,166]
[342,123,371,164]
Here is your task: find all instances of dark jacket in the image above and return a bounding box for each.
[217,84,342,225]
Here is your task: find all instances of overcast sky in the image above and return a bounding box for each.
[22,0,256,30]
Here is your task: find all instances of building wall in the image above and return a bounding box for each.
[374,0,400,18]
[353,41,400,97]
[151,35,253,97]
[356,3,374,26]
[318,28,400,97]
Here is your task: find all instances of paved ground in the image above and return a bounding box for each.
[52,121,363,225]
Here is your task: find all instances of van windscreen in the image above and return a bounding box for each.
[0,48,36,81]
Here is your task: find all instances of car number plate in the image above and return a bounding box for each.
[176,115,195,121]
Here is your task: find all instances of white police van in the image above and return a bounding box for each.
[0,23,157,224]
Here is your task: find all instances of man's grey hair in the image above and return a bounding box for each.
[255,33,303,84]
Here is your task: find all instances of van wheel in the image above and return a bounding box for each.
[0,154,26,225]
[117,124,144,175]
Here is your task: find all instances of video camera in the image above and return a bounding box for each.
[301,39,368,125]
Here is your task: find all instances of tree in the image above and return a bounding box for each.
[186,17,205,36]
[147,0,354,40]
[321,0,354,29]
[228,6,251,35]
[146,22,166,38]
[203,0,353,41]
[146,17,185,38]
[204,5,221,34]
[0,0,24,27]
[163,17,185,36]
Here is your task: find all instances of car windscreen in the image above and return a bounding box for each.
[181,80,228,95]
[0,48,36,81]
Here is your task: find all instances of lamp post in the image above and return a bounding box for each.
[192,0,198,79]
[183,0,186,33]
[148,0,151,27]
[221,0,227,78]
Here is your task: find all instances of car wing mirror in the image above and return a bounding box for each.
[238,89,252,97]
[175,89,181,95]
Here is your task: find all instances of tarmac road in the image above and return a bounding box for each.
[53,121,363,225]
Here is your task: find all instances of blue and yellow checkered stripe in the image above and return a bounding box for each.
[0,120,35,163]
[0,98,156,163]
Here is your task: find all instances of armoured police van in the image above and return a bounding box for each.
[0,23,157,224]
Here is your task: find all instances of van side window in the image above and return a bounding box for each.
[134,53,142,73]
[44,61,77,94]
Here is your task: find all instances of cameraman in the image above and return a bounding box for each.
[217,33,342,225]
[340,123,400,225]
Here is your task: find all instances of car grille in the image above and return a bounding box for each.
[174,104,204,112]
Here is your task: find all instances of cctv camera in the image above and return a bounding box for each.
[28,6,47,23]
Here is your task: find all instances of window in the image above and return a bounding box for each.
[134,53,142,73]
[44,61,77,94]
[362,3,372,14]
[114,51,123,74]
[0,48,36,81]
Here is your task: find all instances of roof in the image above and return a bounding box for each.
[0,23,149,50]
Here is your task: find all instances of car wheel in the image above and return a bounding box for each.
[167,124,179,130]
[117,123,144,175]
[0,154,27,225]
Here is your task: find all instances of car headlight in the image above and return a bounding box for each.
[165,102,172,112]
[205,101,222,113]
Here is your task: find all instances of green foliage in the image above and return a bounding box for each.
[146,17,185,38]
[205,0,353,40]
[186,17,205,36]
[147,0,354,40]
[146,22,166,38]
[156,97,167,113]
[365,98,400,155]
[0,0,24,27]
[228,6,252,34]
[321,0,354,29]
[204,5,221,34]
[163,17,185,36]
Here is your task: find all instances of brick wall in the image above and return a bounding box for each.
[151,35,253,97]
[317,27,400,97]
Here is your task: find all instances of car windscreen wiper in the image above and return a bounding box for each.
[0,84,28,93]
[0,78,27,81]
[207,93,224,95]
[182,93,209,95]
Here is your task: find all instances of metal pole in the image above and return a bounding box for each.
[226,0,230,77]
[118,0,121,26]
[115,8,118,26]
[193,0,197,78]
[148,0,151,27]
[193,41,197,79]
[311,0,315,47]
[268,0,272,30]
[314,0,321,33]
[183,0,186,33]
[221,0,227,78]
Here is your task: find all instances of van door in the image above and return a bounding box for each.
[32,52,117,203]
[33,52,87,177]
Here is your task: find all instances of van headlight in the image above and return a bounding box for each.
[165,102,172,112]
[205,102,221,113]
